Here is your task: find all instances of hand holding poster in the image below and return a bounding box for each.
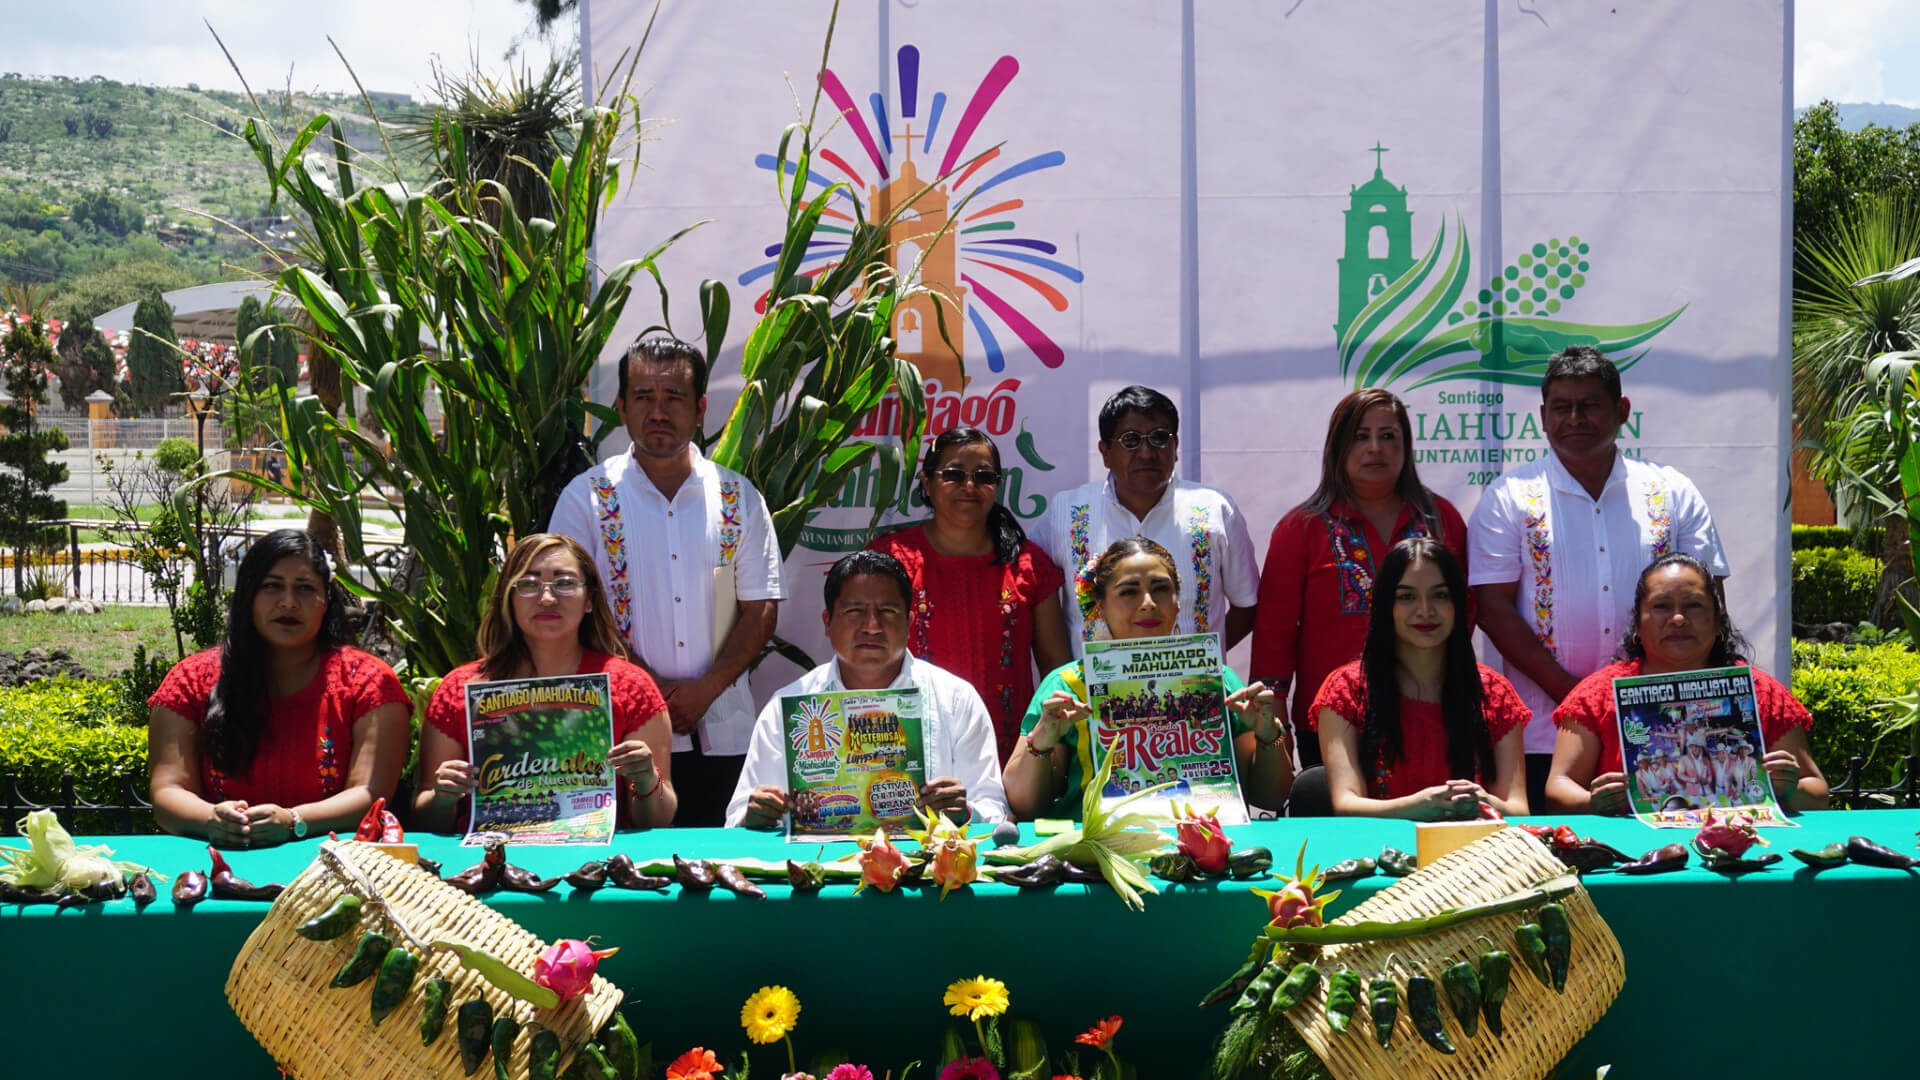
[464,673,619,846]
[1612,666,1792,828]
[782,688,927,842]
[1084,633,1247,824]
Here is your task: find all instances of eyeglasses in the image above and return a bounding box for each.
[510,576,584,599]
[934,466,1001,487]
[1113,428,1176,451]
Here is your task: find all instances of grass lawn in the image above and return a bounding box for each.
[0,607,182,677]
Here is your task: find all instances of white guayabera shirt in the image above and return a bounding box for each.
[724,653,1010,827]
[551,445,785,756]
[1467,450,1727,753]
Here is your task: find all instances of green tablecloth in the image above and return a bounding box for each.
[5,810,1917,1077]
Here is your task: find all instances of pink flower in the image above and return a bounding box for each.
[936,1058,1001,1080]
[1174,804,1232,874]
[854,829,911,894]
[824,1067,875,1080]
[532,938,620,1002]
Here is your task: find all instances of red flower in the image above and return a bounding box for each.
[1075,1015,1123,1050]
[667,1047,725,1080]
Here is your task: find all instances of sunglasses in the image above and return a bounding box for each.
[510,576,584,599]
[933,466,1002,487]
[1113,428,1176,451]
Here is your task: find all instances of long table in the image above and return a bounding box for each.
[5,810,1917,1077]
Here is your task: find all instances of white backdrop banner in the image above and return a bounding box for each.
[581,0,1791,684]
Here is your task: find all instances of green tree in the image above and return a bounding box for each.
[0,292,71,596]
[51,258,195,322]
[1795,102,1920,261]
[124,293,181,415]
[71,188,145,237]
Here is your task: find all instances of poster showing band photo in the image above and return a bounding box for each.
[1084,632,1247,824]
[781,688,928,842]
[463,672,619,846]
[1611,665,1793,828]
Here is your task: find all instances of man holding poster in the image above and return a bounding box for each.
[726,552,1009,831]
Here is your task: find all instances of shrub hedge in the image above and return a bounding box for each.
[0,677,151,832]
[1791,639,1920,791]
[1791,545,1880,626]
[1790,523,1879,553]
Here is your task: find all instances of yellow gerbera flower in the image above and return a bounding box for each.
[943,975,1010,1021]
[740,985,801,1045]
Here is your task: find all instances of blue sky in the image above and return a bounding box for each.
[4,2,1915,107]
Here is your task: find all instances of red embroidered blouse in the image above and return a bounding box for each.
[1310,660,1528,799]
[1251,497,1469,737]
[1552,658,1812,776]
[869,524,1065,765]
[149,646,408,806]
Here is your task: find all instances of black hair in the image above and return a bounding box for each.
[1622,553,1748,666]
[1357,538,1494,785]
[1096,385,1179,444]
[203,530,351,776]
[921,427,1026,564]
[824,550,913,612]
[1539,345,1622,403]
[1300,387,1439,531]
[616,334,709,400]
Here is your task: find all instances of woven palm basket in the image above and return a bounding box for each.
[1282,827,1624,1080]
[226,840,623,1080]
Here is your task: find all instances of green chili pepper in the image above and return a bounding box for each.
[1323,856,1376,882]
[457,999,493,1076]
[1790,842,1849,870]
[527,1026,561,1080]
[1378,847,1418,877]
[368,948,420,1025]
[1475,940,1512,1037]
[1405,973,1456,1055]
[1538,902,1573,992]
[1231,957,1284,1017]
[1200,941,1267,1008]
[1226,847,1274,879]
[1266,961,1322,1016]
[295,894,363,940]
[1150,851,1200,883]
[435,938,562,1010]
[491,1015,521,1080]
[1439,960,1482,1039]
[1324,969,1363,1034]
[1513,923,1551,986]
[419,978,452,1046]
[600,1012,641,1080]
[560,1052,591,1080]
[578,1042,623,1080]
[328,930,392,989]
[1368,975,1398,1049]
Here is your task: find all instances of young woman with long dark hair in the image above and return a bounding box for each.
[148,530,410,846]
[1309,538,1529,818]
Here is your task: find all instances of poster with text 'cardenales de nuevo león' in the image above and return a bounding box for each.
[1612,665,1791,829]
[782,688,927,842]
[464,673,618,846]
[1085,633,1246,824]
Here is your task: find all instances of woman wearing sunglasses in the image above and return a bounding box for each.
[413,533,677,829]
[869,427,1072,764]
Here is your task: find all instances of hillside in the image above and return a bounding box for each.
[1795,101,1920,132]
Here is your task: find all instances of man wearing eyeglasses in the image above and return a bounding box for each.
[1037,385,1261,651]
[551,336,785,826]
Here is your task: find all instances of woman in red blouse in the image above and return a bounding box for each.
[149,530,410,847]
[1251,389,1468,768]
[870,427,1071,764]
[415,534,676,830]
[1310,538,1530,818]
[1546,553,1829,814]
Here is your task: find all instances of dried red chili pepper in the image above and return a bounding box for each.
[353,797,404,842]
[207,845,285,901]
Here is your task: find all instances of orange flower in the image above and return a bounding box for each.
[1074,1015,1123,1050]
[667,1046,725,1080]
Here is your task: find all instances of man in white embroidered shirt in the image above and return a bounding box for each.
[1468,346,1727,812]
[551,336,784,827]
[727,551,1009,829]
[1037,385,1260,651]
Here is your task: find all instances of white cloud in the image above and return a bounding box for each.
[1795,0,1920,107]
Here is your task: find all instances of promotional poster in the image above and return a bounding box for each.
[464,673,619,845]
[1084,632,1246,823]
[1612,665,1792,828]
[782,687,928,841]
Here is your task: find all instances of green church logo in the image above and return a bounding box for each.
[1336,144,1686,390]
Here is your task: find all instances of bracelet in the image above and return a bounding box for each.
[1024,733,1058,759]
[634,763,663,798]
[1255,723,1288,748]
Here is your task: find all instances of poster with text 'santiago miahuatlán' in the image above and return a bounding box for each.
[1613,665,1792,829]
[782,688,928,842]
[464,673,618,846]
[1084,632,1246,825]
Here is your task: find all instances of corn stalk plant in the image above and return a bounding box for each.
[220,29,697,677]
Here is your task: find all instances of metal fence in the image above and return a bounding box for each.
[1,771,155,836]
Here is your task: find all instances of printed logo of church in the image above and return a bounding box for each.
[1334,144,1685,391]
[739,45,1082,392]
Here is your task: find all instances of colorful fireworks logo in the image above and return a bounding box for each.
[789,697,844,754]
[739,45,1083,380]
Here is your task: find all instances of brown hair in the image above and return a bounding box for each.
[1089,537,1180,606]
[477,534,629,677]
[1301,388,1437,528]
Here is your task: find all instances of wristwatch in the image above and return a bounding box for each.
[288,807,307,839]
